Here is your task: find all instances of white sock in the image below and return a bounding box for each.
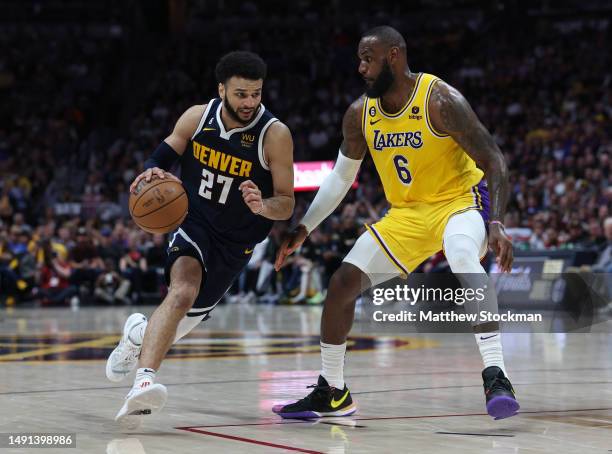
[475,332,507,375]
[127,314,206,346]
[134,367,156,388]
[320,341,346,389]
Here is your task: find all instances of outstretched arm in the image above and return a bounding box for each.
[300,96,368,232]
[274,97,367,270]
[428,81,513,272]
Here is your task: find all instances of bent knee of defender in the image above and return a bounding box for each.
[446,248,478,272]
[327,265,363,303]
[445,236,483,274]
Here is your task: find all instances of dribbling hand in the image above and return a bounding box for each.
[274,225,308,271]
[130,167,181,194]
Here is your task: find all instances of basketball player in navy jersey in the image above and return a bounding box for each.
[106,51,295,429]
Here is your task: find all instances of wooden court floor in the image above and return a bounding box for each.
[1,305,611,453]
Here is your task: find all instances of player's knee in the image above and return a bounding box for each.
[328,265,361,301]
[167,283,198,313]
[445,240,480,273]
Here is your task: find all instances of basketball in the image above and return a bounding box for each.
[129,178,188,234]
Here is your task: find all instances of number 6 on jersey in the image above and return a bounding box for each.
[393,155,412,184]
[198,168,233,204]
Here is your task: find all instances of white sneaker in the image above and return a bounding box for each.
[115,382,168,431]
[106,313,147,382]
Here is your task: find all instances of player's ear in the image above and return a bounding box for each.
[218,82,225,99]
[388,47,399,64]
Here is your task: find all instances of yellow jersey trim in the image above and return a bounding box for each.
[449,184,483,215]
[361,96,368,137]
[424,78,450,138]
[473,184,483,210]
[375,73,423,119]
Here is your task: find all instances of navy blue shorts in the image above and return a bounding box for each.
[164,217,253,314]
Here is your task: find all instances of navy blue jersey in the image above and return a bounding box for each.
[179,98,277,246]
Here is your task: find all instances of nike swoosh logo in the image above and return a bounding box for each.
[480,334,497,340]
[330,389,350,409]
[244,248,254,254]
[369,119,381,125]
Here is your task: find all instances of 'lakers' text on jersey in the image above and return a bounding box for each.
[362,73,483,207]
[180,98,277,246]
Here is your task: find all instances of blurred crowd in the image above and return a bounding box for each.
[0,2,610,305]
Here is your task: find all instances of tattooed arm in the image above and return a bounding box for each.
[428,80,513,272]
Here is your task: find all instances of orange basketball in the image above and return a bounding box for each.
[129,178,188,234]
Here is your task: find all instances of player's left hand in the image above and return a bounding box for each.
[239,180,265,215]
[488,223,513,273]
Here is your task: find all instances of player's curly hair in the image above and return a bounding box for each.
[215,51,267,84]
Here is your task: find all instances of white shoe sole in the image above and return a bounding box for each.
[106,313,146,382]
[115,384,167,431]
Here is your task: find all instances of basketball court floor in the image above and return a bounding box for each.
[1,304,611,453]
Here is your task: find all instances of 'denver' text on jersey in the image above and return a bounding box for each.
[180,98,277,246]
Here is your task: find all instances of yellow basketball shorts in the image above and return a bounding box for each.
[365,180,489,274]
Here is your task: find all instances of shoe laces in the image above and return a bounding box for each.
[301,382,334,404]
[117,340,140,365]
[123,349,140,364]
[486,376,512,394]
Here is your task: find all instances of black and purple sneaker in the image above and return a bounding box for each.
[272,375,357,419]
[483,366,520,420]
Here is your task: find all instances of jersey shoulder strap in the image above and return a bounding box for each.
[254,109,278,171]
[191,98,220,140]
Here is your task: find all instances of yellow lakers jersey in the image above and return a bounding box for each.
[362,73,483,207]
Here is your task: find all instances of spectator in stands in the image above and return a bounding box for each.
[592,218,612,275]
[37,240,78,306]
[0,7,610,303]
[69,226,104,297]
[119,239,147,302]
[94,259,131,305]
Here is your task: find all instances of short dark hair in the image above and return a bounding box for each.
[215,51,267,84]
[362,25,407,53]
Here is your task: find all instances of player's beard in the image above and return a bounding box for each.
[223,96,258,125]
[365,60,394,98]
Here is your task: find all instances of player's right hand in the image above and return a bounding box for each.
[130,167,181,194]
[274,224,308,271]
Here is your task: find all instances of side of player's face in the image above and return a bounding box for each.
[358,38,394,98]
[219,77,263,124]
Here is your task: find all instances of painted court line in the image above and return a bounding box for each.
[436,431,515,437]
[0,335,118,361]
[1,378,609,397]
[179,407,612,429]
[178,427,324,454]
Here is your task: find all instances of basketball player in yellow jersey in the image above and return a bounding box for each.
[273,26,519,420]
